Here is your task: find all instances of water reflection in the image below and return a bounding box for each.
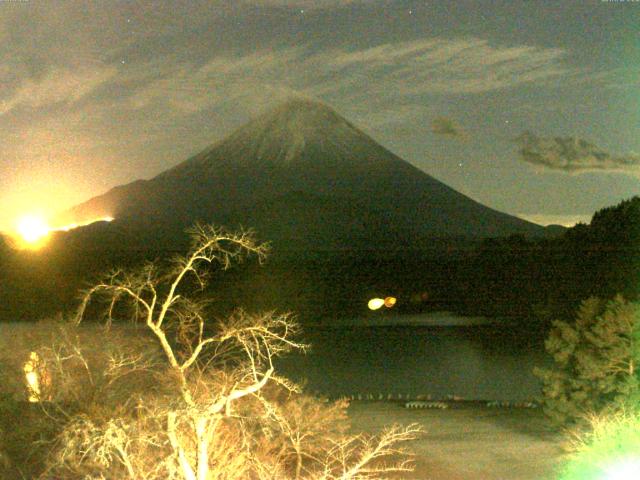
[277,322,548,402]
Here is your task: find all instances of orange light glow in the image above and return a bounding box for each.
[16,215,50,247]
[54,216,114,232]
[368,296,398,311]
[11,214,114,250]
[23,352,42,403]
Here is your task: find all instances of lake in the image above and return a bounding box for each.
[0,314,550,403]
[276,316,549,402]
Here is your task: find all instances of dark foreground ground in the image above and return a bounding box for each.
[348,401,567,480]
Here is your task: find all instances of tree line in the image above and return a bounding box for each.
[1,196,639,327]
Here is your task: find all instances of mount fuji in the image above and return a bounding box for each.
[61,98,546,251]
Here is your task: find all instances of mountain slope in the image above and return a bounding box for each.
[63,98,545,250]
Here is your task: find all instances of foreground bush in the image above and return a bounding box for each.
[21,225,420,479]
[0,319,159,479]
[535,296,640,426]
[559,410,640,480]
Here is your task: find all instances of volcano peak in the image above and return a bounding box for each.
[65,99,545,245]
[180,97,370,169]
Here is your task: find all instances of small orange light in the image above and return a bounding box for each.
[384,297,397,308]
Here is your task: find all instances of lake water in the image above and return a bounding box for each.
[276,319,549,402]
[0,315,550,403]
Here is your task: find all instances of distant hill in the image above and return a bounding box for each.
[60,98,548,252]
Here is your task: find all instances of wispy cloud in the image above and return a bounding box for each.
[0,28,576,161]
[0,65,117,116]
[516,131,640,173]
[312,38,568,97]
[115,38,569,130]
[123,49,305,114]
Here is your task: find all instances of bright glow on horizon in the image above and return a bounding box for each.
[16,215,50,245]
[53,216,114,232]
[11,215,114,250]
[517,213,591,227]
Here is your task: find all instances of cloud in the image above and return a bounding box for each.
[312,38,567,96]
[516,131,640,173]
[117,37,569,130]
[431,117,463,137]
[0,65,117,116]
[123,49,306,115]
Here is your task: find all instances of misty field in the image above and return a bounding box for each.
[348,401,565,480]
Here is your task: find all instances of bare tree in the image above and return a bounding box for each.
[41,224,420,480]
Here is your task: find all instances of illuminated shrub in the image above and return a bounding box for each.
[36,225,420,480]
[535,296,640,426]
[559,410,640,480]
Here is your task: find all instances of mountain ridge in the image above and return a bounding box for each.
[61,98,548,250]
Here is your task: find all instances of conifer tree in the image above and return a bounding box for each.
[535,295,640,425]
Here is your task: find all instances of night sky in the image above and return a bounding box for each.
[0,0,638,232]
